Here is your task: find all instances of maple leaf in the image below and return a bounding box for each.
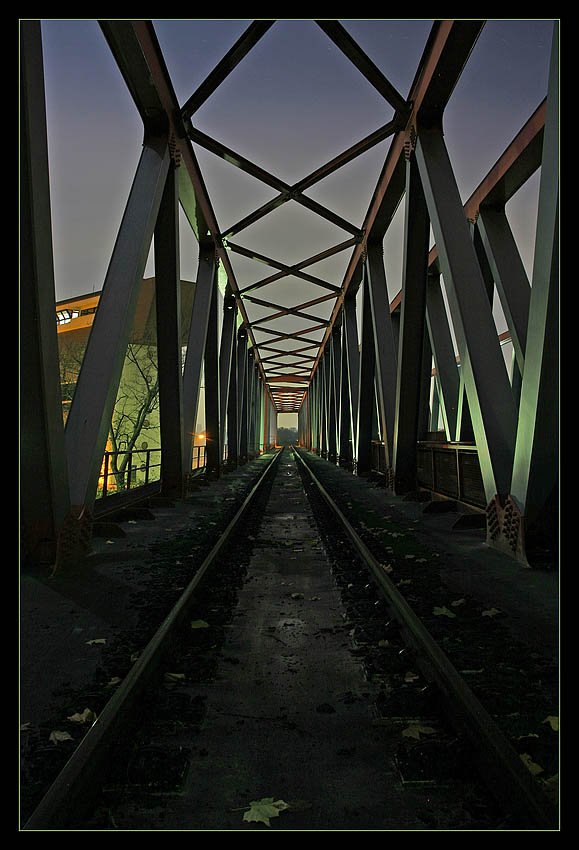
[242,797,289,827]
[433,606,456,618]
[164,672,185,682]
[67,708,96,724]
[49,730,73,744]
[402,724,436,740]
[520,753,544,775]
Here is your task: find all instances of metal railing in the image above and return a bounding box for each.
[416,441,486,508]
[96,445,208,500]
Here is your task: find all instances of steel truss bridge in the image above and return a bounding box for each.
[20,20,559,569]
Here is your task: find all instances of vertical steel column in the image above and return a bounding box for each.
[343,290,360,458]
[182,245,217,476]
[417,330,433,439]
[320,353,329,457]
[416,129,517,500]
[247,356,256,456]
[510,22,559,535]
[219,287,237,455]
[328,330,340,462]
[476,208,531,375]
[306,389,312,450]
[310,371,319,452]
[393,154,430,493]
[251,365,259,455]
[338,318,351,465]
[366,243,398,468]
[356,272,376,475]
[154,162,184,496]
[226,321,239,466]
[20,20,70,558]
[238,334,249,462]
[65,135,171,510]
[203,274,221,476]
[425,269,459,438]
[430,379,440,431]
[261,384,267,452]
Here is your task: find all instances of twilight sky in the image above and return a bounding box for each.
[38,19,555,424]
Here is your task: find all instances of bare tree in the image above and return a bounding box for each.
[59,335,160,492]
[107,343,159,490]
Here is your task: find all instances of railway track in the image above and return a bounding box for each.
[22,447,558,830]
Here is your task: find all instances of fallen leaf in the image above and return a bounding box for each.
[520,753,544,775]
[433,606,456,618]
[191,619,210,629]
[416,557,427,563]
[404,671,419,683]
[451,598,466,607]
[461,669,484,675]
[539,774,558,802]
[482,608,502,618]
[130,652,140,662]
[378,639,390,647]
[86,638,106,645]
[164,672,185,682]
[291,593,304,600]
[67,708,96,724]
[404,554,415,560]
[309,596,320,601]
[397,579,412,586]
[49,730,73,744]
[380,563,393,574]
[106,540,115,544]
[20,722,31,731]
[543,715,559,732]
[243,797,289,827]
[402,724,436,740]
[106,677,123,688]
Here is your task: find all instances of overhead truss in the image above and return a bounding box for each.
[20,19,558,568]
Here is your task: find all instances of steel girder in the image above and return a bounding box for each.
[64,134,172,510]
[21,18,558,566]
[509,22,559,542]
[182,246,216,477]
[298,22,557,561]
[20,21,70,561]
[392,154,430,494]
[154,163,185,497]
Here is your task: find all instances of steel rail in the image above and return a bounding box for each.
[23,448,283,830]
[291,446,557,829]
